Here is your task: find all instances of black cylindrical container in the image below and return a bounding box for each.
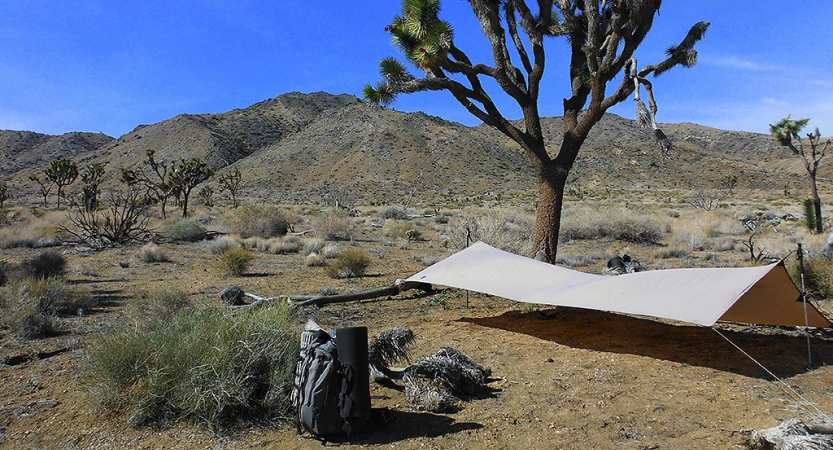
[336,326,371,427]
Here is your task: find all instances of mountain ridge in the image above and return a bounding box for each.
[0,91,812,204]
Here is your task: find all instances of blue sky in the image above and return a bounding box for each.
[0,1,831,138]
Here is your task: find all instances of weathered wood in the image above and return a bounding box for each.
[294,280,432,307]
[224,280,433,309]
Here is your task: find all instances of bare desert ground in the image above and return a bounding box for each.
[3,199,833,449]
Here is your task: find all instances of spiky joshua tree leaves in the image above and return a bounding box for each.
[770,116,829,233]
[365,0,708,263]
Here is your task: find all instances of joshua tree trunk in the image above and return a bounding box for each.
[531,161,569,262]
[810,178,823,233]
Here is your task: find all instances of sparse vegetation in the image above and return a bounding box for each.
[86,303,297,428]
[224,202,289,238]
[311,208,355,241]
[0,277,93,338]
[217,167,243,208]
[139,244,170,263]
[217,247,254,277]
[44,158,79,209]
[60,189,152,249]
[22,251,66,279]
[326,247,371,278]
[161,219,207,242]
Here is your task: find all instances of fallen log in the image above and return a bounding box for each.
[222,279,433,309]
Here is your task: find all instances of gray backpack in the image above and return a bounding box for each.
[291,329,352,439]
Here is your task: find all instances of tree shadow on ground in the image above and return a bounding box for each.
[461,307,833,379]
[347,408,483,445]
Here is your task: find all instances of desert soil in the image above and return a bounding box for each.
[3,232,833,450]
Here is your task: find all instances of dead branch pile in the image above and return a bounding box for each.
[748,418,833,450]
[369,328,492,413]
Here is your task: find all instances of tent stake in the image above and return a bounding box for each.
[465,227,471,308]
[798,243,812,367]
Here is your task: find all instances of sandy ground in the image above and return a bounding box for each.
[3,237,833,449]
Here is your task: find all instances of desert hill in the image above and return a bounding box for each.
[0,91,813,205]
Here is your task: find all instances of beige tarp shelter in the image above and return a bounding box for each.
[407,241,830,328]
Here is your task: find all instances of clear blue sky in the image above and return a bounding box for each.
[0,1,831,138]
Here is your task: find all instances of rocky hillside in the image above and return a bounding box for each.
[0,91,815,205]
[0,131,113,176]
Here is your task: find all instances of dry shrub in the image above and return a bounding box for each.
[311,209,355,241]
[380,206,409,220]
[224,202,289,238]
[0,209,63,249]
[302,238,324,256]
[266,236,303,254]
[304,253,325,267]
[560,207,664,246]
[0,277,93,338]
[22,251,66,279]
[140,244,170,263]
[446,207,534,256]
[125,288,190,328]
[206,235,241,255]
[325,247,371,278]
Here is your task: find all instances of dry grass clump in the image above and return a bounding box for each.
[86,302,298,428]
[325,247,371,278]
[380,206,409,220]
[302,238,324,255]
[0,209,63,249]
[223,202,289,238]
[139,244,170,263]
[446,207,534,256]
[206,235,241,255]
[0,277,93,338]
[311,209,355,241]
[265,235,303,254]
[560,207,665,245]
[124,288,190,329]
[217,247,254,277]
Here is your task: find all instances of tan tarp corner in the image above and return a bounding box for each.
[407,241,830,328]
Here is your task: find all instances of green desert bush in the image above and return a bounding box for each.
[22,250,66,279]
[0,277,93,338]
[217,247,254,276]
[326,247,371,278]
[788,258,833,300]
[86,303,298,428]
[161,219,207,242]
[224,202,289,238]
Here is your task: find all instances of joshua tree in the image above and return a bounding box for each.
[364,0,708,262]
[29,173,53,208]
[44,158,79,208]
[770,116,829,233]
[170,157,214,217]
[217,166,243,208]
[80,163,105,212]
[0,182,8,208]
[121,149,177,218]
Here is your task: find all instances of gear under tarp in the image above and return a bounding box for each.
[407,241,830,328]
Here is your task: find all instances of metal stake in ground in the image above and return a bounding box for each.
[797,243,812,367]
